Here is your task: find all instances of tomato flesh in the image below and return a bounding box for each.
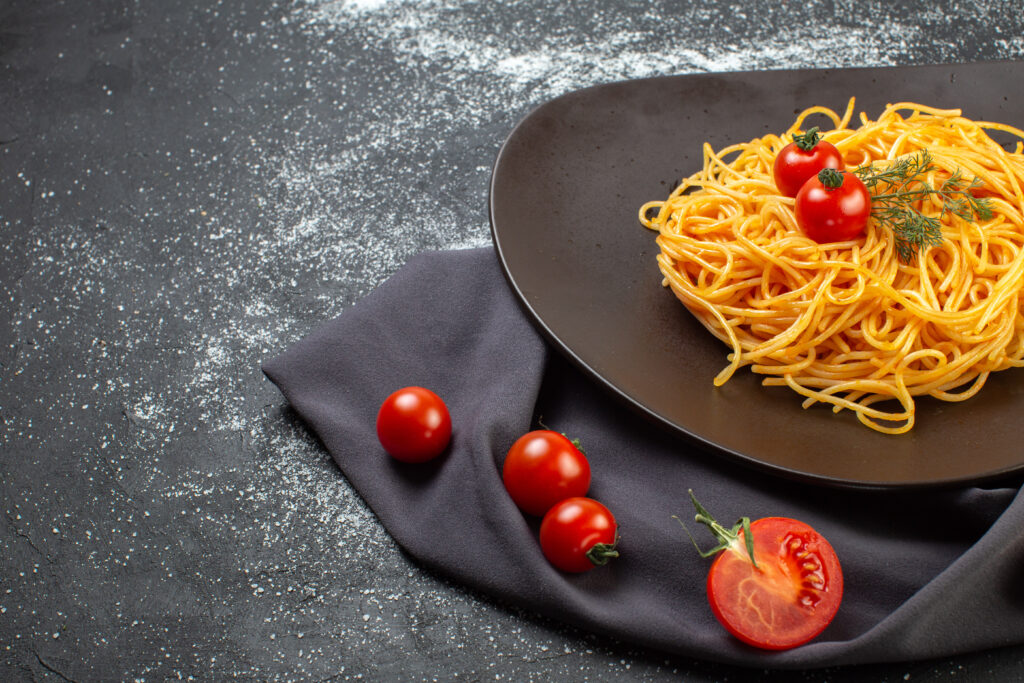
[706,517,843,650]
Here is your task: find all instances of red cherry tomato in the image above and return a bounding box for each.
[685,492,843,650]
[707,517,844,650]
[773,127,844,197]
[795,168,871,243]
[539,497,619,573]
[502,430,591,516]
[376,386,451,463]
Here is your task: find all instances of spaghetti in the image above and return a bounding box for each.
[639,100,1024,434]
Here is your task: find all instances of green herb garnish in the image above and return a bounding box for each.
[852,150,993,263]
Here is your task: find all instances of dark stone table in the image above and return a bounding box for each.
[3,1,1023,679]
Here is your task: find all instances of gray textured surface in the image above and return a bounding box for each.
[2,0,1024,680]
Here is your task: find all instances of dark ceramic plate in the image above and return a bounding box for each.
[489,61,1024,488]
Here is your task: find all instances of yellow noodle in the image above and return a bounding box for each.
[639,100,1024,434]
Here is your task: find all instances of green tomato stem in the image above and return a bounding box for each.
[680,490,757,568]
[586,533,620,566]
[817,168,845,189]
[792,126,822,152]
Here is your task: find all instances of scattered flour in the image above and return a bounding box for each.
[6,1,1024,679]
[166,0,932,439]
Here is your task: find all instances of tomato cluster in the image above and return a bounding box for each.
[375,389,619,574]
[773,127,871,243]
[374,388,843,650]
[502,429,619,574]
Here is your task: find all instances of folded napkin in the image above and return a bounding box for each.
[262,247,1024,668]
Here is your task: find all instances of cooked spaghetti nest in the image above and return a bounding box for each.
[639,100,1024,434]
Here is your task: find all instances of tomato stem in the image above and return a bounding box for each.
[678,490,757,568]
[585,533,620,566]
[535,417,586,454]
[791,126,822,152]
[817,167,845,189]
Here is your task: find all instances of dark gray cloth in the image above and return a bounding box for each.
[262,247,1024,668]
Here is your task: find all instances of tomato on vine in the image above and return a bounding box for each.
[540,497,619,573]
[502,430,591,516]
[795,168,871,243]
[376,386,452,463]
[773,127,844,198]
[681,491,843,650]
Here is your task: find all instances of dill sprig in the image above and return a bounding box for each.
[852,150,993,262]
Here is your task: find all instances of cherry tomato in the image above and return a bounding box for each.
[539,497,619,573]
[376,386,451,463]
[502,430,591,516]
[685,492,843,650]
[795,168,871,243]
[773,127,844,197]
[707,517,843,650]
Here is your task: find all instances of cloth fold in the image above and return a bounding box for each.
[262,247,1024,668]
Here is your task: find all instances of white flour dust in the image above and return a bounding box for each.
[8,1,1023,678]
[299,0,917,100]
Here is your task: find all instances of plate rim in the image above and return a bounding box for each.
[488,62,1024,490]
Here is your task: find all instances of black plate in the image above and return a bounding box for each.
[489,61,1024,488]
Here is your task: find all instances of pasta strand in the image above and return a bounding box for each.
[639,101,1024,434]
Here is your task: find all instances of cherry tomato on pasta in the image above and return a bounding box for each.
[502,430,591,516]
[376,386,451,463]
[773,127,844,197]
[795,168,871,243]
[539,497,619,573]
[686,492,843,650]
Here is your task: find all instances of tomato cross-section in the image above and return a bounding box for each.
[706,517,843,650]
